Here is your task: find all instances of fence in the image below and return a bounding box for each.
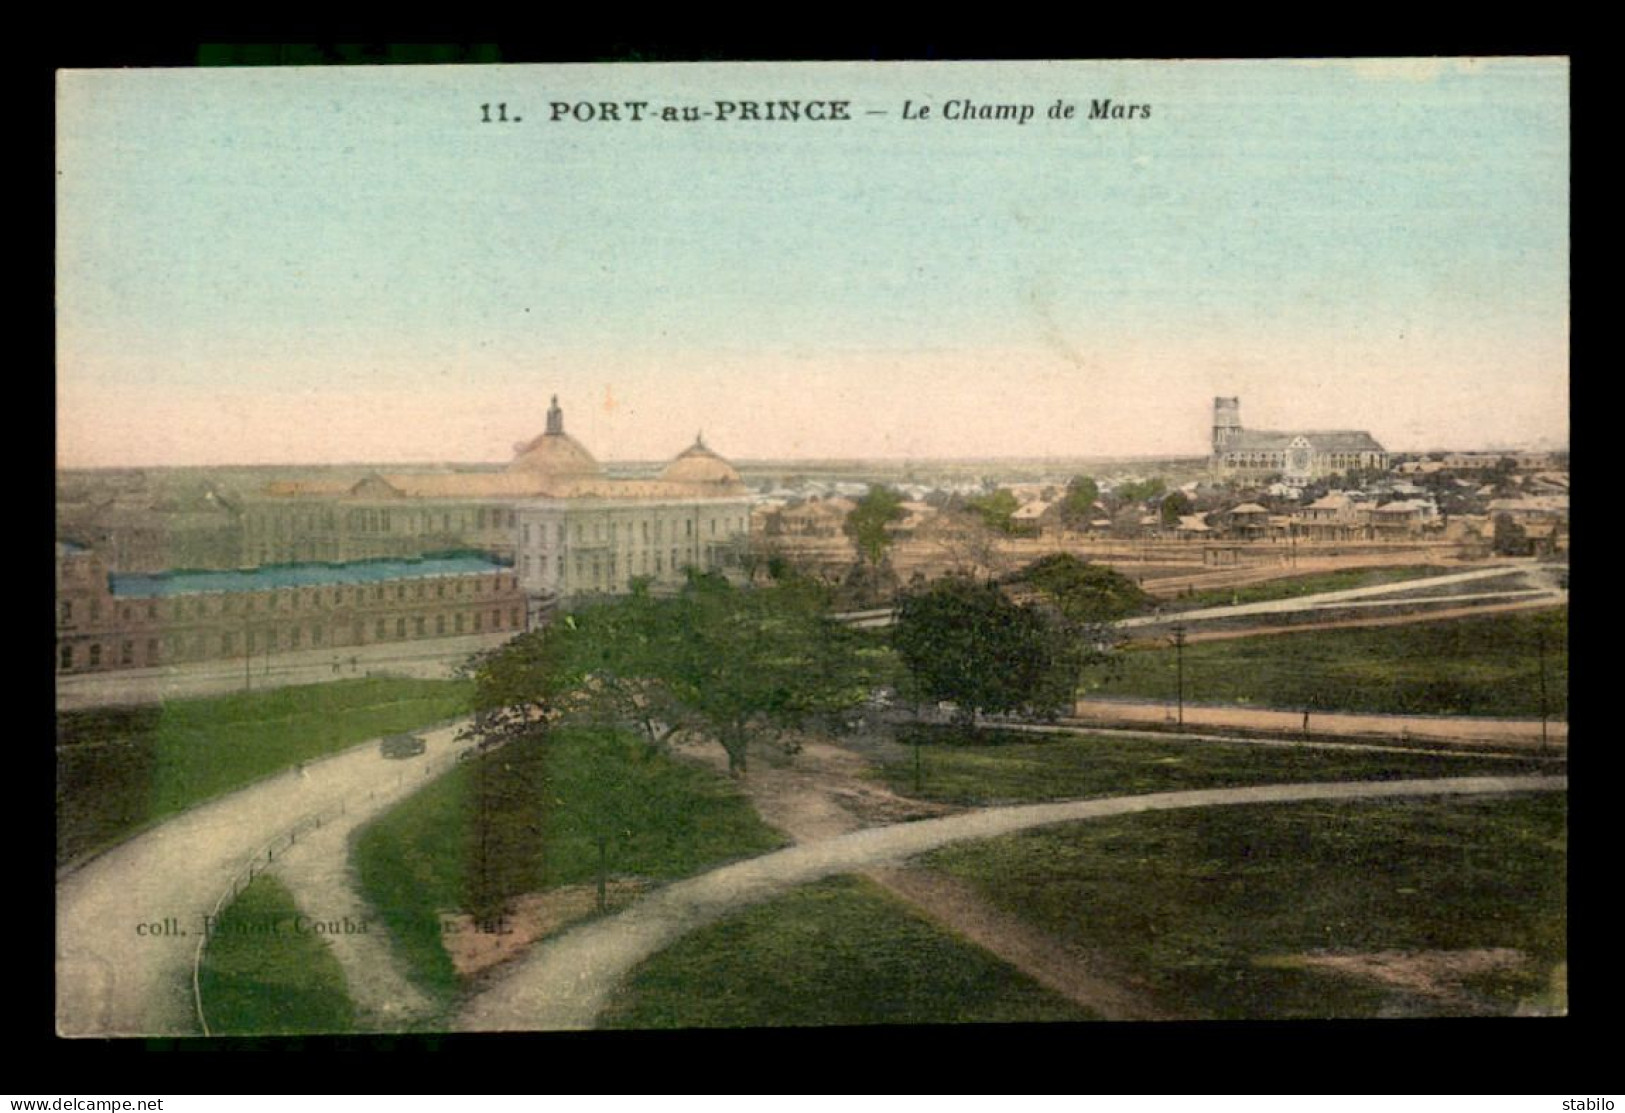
[190,743,465,1036]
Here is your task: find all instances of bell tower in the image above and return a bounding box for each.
[1212,396,1242,454]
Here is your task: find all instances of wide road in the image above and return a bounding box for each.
[455,773,1564,1032]
[55,631,512,711]
[55,722,474,1037]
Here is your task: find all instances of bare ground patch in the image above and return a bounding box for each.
[443,881,649,980]
[1258,947,1541,1015]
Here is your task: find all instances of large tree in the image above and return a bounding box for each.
[464,574,872,777]
[891,576,1081,727]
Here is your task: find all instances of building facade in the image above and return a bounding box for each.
[1211,396,1389,483]
[56,550,524,674]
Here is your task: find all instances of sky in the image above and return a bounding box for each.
[56,58,1570,468]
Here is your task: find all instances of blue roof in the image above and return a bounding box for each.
[110,554,511,598]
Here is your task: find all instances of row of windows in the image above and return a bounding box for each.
[251,508,519,536]
[57,607,524,671]
[522,515,748,548]
[70,575,519,624]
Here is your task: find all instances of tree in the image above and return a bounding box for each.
[1059,475,1100,531]
[464,575,874,778]
[967,488,1020,534]
[1006,553,1150,624]
[1160,490,1194,528]
[844,485,906,568]
[1493,512,1529,556]
[891,576,1080,728]
[1112,476,1167,505]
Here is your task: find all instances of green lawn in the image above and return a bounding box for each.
[880,725,1552,807]
[196,873,358,1035]
[1090,608,1567,717]
[351,728,787,1008]
[599,874,1098,1028]
[924,793,1567,1019]
[1163,564,1450,611]
[56,678,472,865]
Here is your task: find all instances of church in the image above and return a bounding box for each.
[1210,396,1388,483]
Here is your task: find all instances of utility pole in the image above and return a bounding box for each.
[1170,623,1188,729]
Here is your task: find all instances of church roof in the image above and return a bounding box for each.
[1225,429,1387,453]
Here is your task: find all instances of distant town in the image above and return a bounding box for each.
[56,394,1568,679]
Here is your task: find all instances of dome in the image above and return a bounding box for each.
[507,397,603,478]
[660,435,742,486]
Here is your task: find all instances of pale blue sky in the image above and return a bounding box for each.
[57,59,1569,466]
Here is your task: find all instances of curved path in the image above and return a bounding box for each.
[455,773,1564,1031]
[56,722,474,1037]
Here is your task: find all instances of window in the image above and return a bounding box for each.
[291,626,302,648]
[121,641,134,665]
[146,639,158,662]
[437,583,445,598]
[312,624,323,645]
[89,644,101,667]
[91,600,101,621]
[473,611,482,632]
[436,614,446,635]
[415,617,426,637]
[397,617,407,638]
[59,601,71,623]
[148,602,157,620]
[455,613,465,633]
[59,644,73,670]
[491,608,501,629]
[376,619,387,640]
[221,632,234,654]
[510,607,520,627]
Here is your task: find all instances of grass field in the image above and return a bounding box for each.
[599,874,1097,1028]
[924,793,1566,1019]
[1088,608,1567,717]
[195,873,357,1035]
[1164,564,1451,611]
[56,678,472,866]
[879,725,1552,807]
[351,728,787,1007]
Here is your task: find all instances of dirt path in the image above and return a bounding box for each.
[1067,700,1565,749]
[56,722,472,1037]
[865,865,1182,1021]
[1171,595,1565,645]
[715,738,1175,1020]
[267,806,437,1030]
[454,773,1565,1032]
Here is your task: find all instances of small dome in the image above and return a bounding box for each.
[660,435,742,486]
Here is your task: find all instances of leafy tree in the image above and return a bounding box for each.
[464,576,872,778]
[891,576,1081,728]
[1112,477,1167,505]
[1059,475,1100,530]
[1160,490,1194,527]
[967,488,1020,535]
[844,485,907,567]
[1006,553,1150,624]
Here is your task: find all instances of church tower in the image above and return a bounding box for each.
[1212,396,1242,455]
